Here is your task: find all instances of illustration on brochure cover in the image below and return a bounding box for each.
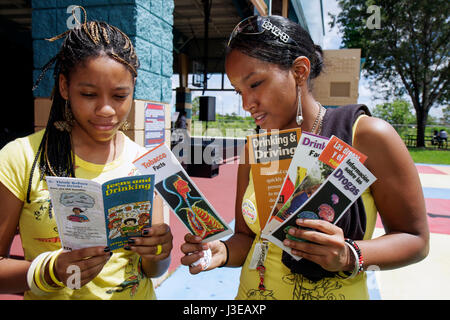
[156,170,226,239]
[46,175,155,251]
[133,143,232,242]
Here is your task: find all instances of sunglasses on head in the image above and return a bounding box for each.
[227,15,299,48]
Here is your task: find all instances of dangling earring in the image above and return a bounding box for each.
[120,120,130,131]
[54,100,74,132]
[296,87,303,126]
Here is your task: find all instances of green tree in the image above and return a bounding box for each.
[372,99,415,125]
[191,96,200,118]
[372,99,415,136]
[330,0,449,147]
[442,105,450,125]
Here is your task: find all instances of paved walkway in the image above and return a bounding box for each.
[155,163,450,300]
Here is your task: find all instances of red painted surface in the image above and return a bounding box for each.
[415,165,447,175]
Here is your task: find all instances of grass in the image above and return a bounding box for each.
[408,148,450,165]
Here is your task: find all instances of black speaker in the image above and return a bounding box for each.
[199,96,216,121]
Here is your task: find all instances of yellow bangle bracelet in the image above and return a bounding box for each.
[34,252,59,293]
[27,252,52,295]
[49,249,65,288]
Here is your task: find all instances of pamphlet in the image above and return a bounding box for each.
[247,128,301,230]
[46,174,155,251]
[266,154,376,260]
[262,132,329,235]
[133,143,233,243]
[263,134,368,235]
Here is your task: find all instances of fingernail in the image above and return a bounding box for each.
[288,228,296,235]
[297,218,304,224]
[104,246,111,252]
[284,239,291,246]
[124,246,131,251]
[128,239,135,244]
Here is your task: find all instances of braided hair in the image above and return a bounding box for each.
[226,15,323,82]
[29,10,139,203]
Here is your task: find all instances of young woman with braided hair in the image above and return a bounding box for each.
[181,15,429,300]
[0,9,173,299]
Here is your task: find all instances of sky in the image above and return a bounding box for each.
[171,0,444,119]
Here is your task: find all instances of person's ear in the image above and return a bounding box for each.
[59,73,69,100]
[291,56,311,86]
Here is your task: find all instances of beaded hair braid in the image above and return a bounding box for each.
[28,7,139,203]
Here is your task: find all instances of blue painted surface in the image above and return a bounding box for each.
[423,187,450,200]
[31,0,174,103]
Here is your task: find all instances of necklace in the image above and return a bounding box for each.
[45,133,76,177]
[310,102,325,134]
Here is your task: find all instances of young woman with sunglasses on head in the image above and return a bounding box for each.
[0,8,172,299]
[181,15,429,300]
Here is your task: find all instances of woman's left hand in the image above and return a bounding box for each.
[282,219,351,272]
[126,223,173,261]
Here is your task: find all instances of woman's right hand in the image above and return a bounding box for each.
[53,246,112,289]
[180,234,225,274]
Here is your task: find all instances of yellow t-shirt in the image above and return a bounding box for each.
[0,130,156,300]
[236,117,377,300]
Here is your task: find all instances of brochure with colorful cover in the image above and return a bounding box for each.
[133,143,232,243]
[262,132,329,235]
[266,154,376,261]
[262,134,368,235]
[247,128,302,231]
[318,135,368,168]
[46,174,155,251]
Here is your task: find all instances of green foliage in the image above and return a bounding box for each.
[191,114,256,137]
[372,99,415,125]
[442,105,450,126]
[372,99,415,136]
[331,0,450,147]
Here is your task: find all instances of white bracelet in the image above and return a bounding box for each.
[344,241,359,279]
[190,248,212,271]
[26,251,53,296]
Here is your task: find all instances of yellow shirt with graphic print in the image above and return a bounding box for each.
[236,116,378,300]
[0,130,156,300]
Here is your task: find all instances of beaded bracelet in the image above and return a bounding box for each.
[218,240,229,268]
[345,238,364,275]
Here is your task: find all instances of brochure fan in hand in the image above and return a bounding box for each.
[266,153,376,261]
[263,133,368,235]
[133,143,232,242]
[46,175,155,251]
[262,132,329,235]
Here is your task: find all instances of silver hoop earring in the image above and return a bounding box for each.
[296,88,303,126]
